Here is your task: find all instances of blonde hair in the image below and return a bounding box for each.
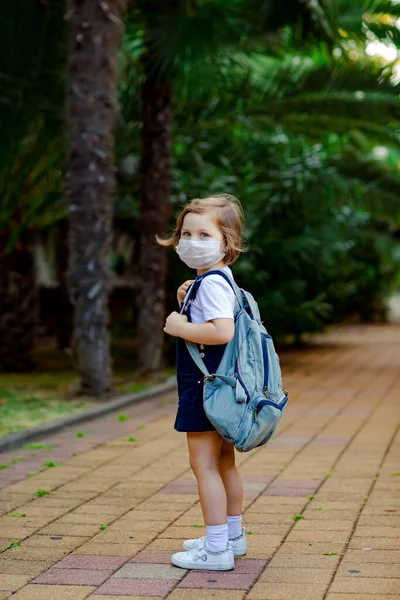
[157,193,246,264]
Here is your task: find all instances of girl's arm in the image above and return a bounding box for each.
[179,318,234,345]
[164,312,234,345]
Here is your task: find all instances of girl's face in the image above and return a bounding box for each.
[180,209,224,244]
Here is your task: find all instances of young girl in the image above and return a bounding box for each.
[157,193,246,571]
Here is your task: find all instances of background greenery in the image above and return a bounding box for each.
[1,0,399,385]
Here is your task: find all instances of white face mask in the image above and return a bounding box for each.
[175,239,225,270]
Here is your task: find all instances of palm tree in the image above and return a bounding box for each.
[66,0,126,395]
[136,40,173,374]
[0,0,65,372]
[126,0,315,373]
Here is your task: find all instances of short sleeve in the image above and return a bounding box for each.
[194,276,235,322]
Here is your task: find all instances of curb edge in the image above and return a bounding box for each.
[0,376,177,453]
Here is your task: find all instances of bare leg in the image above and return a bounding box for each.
[187,431,227,525]
[218,439,243,516]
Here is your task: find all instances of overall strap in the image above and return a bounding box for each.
[181,269,243,376]
[195,269,245,313]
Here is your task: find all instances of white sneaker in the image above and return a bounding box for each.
[182,527,247,557]
[171,541,234,570]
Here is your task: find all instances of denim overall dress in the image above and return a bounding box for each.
[174,276,227,432]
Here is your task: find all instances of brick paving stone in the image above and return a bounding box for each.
[358,515,400,527]
[326,595,400,600]
[302,510,359,521]
[56,514,116,526]
[337,562,400,578]
[0,538,14,550]
[32,567,113,586]
[247,582,329,599]
[158,527,209,540]
[342,549,400,563]
[293,520,354,532]
[0,516,52,529]
[245,504,306,515]
[268,554,339,569]
[145,540,186,552]
[73,543,143,557]
[239,524,289,535]
[244,535,285,548]
[0,547,70,562]
[167,591,246,600]
[0,527,36,540]
[239,548,276,560]
[249,496,307,506]
[177,571,257,590]
[10,584,96,599]
[113,563,187,580]
[306,501,361,511]
[94,578,178,596]
[125,511,183,522]
[0,324,399,600]
[54,555,130,570]
[0,574,31,591]
[39,523,100,537]
[276,541,346,555]
[287,530,351,543]
[354,526,400,537]
[259,567,334,584]
[90,531,155,545]
[0,560,53,576]
[329,577,400,594]
[21,534,90,549]
[130,551,175,564]
[107,521,169,533]
[349,537,400,550]
[91,597,164,600]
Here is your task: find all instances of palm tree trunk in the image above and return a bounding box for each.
[0,237,37,372]
[55,219,73,350]
[65,0,125,396]
[137,53,173,373]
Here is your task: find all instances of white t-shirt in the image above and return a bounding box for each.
[190,266,236,324]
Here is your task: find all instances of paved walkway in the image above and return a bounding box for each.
[0,324,399,600]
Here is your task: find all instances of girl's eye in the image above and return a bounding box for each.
[200,232,209,238]
[182,232,190,237]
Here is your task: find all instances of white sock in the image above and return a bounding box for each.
[227,515,242,539]
[205,523,229,552]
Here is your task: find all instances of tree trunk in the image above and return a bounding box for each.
[137,54,173,373]
[55,219,73,350]
[66,0,125,396]
[0,237,37,372]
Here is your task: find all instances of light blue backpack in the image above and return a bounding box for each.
[182,269,288,452]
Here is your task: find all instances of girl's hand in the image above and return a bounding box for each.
[177,279,195,304]
[164,311,188,337]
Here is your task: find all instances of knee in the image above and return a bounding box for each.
[189,455,219,477]
[219,448,235,471]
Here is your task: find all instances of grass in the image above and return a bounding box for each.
[0,343,175,438]
[0,387,93,438]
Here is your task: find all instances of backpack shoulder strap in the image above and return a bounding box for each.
[181,269,243,376]
[196,269,245,313]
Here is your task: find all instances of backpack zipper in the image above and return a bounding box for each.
[234,359,250,403]
[254,396,288,422]
[261,333,272,394]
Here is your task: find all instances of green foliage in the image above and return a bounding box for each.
[23,443,54,451]
[0,386,92,438]
[0,0,66,249]
[34,489,50,497]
